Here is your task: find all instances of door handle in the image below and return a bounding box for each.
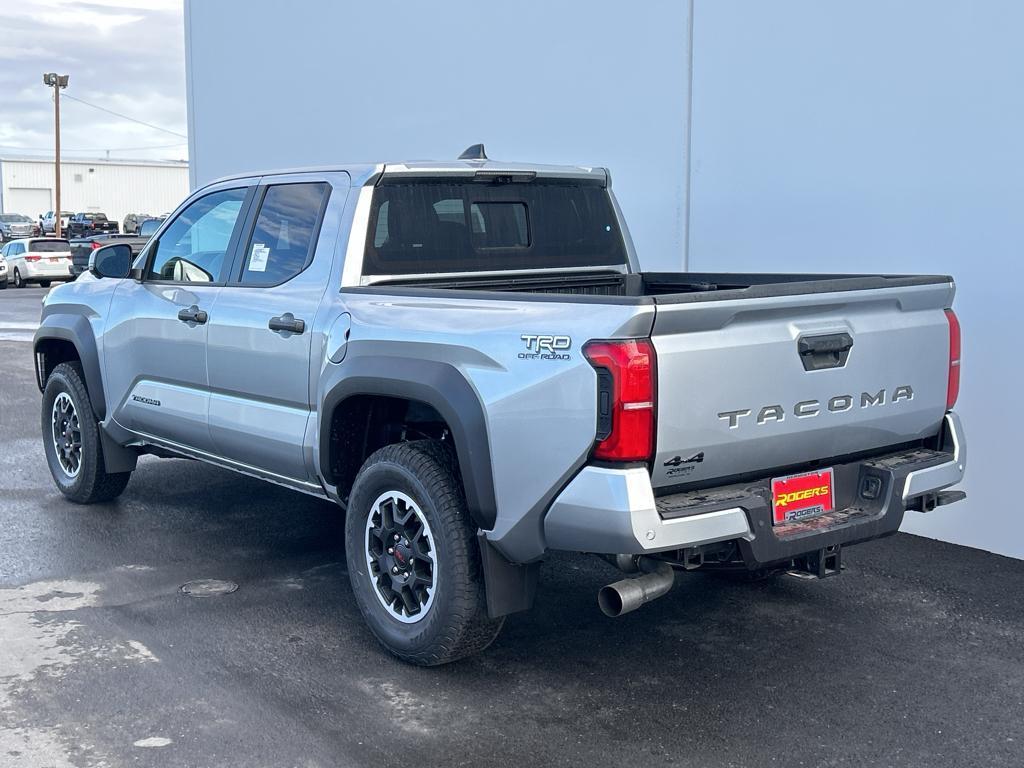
[177,305,208,325]
[797,332,853,371]
[269,313,305,335]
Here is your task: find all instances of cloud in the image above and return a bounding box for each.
[0,0,187,161]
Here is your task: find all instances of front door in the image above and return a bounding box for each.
[104,184,254,453]
[206,175,346,481]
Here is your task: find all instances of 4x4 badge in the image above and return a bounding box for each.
[664,452,704,467]
[663,450,704,468]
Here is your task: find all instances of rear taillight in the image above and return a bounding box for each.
[24,254,41,262]
[91,241,102,249]
[583,339,656,462]
[945,309,960,410]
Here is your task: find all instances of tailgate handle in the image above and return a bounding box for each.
[798,332,853,371]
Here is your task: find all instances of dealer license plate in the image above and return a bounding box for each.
[771,468,834,525]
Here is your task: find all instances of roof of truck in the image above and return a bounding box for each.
[206,157,609,189]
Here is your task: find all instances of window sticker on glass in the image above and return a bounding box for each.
[249,243,270,272]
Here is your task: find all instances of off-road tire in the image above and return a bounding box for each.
[345,440,503,666]
[42,362,132,503]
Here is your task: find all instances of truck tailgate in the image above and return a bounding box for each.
[650,280,954,489]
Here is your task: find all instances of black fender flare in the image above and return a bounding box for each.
[319,356,497,531]
[33,313,107,420]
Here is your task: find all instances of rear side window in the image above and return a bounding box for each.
[238,182,330,286]
[363,178,627,277]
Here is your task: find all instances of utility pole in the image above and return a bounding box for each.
[42,73,69,238]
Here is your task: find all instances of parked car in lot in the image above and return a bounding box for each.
[136,216,166,238]
[69,234,149,277]
[122,213,154,234]
[2,237,72,287]
[0,249,8,288]
[0,213,39,242]
[67,212,119,238]
[41,211,73,235]
[32,150,967,665]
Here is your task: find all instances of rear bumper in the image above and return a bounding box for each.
[23,262,73,280]
[543,412,966,561]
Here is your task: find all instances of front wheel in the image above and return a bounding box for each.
[42,362,132,503]
[345,441,503,666]
[0,280,6,290]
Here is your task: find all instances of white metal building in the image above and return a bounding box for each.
[184,0,1023,559]
[0,155,189,229]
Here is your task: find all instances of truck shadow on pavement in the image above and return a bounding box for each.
[8,456,1024,767]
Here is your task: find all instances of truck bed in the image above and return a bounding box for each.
[351,268,955,498]
[365,270,952,303]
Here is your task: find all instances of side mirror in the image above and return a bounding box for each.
[89,243,133,279]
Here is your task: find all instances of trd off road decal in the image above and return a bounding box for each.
[519,334,571,361]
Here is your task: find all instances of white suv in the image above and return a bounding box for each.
[1,238,73,288]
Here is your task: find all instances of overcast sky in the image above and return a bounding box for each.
[0,0,187,162]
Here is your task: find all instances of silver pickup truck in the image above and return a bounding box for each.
[34,147,966,665]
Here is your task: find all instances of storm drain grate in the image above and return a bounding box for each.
[180,579,238,597]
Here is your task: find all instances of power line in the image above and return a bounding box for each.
[61,93,188,139]
[0,142,187,152]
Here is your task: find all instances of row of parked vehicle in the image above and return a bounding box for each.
[7,210,121,239]
[0,211,168,242]
[38,210,167,236]
[0,228,156,289]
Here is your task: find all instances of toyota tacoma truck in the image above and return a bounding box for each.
[33,147,966,665]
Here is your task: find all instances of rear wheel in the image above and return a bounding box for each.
[39,280,51,288]
[13,268,25,288]
[345,440,503,666]
[42,362,132,503]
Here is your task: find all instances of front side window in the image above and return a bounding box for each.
[147,188,247,283]
[238,182,329,286]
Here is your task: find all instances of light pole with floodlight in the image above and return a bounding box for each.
[42,73,69,238]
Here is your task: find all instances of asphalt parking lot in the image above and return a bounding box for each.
[1,287,1022,767]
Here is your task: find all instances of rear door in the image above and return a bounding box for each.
[206,172,348,482]
[649,281,955,489]
[104,183,255,452]
[24,240,72,280]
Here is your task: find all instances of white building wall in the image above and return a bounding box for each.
[185,1,1019,558]
[686,1,1023,560]
[0,157,189,229]
[184,0,691,271]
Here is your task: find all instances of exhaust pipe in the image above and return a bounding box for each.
[598,560,675,617]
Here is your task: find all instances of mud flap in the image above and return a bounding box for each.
[478,534,539,619]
